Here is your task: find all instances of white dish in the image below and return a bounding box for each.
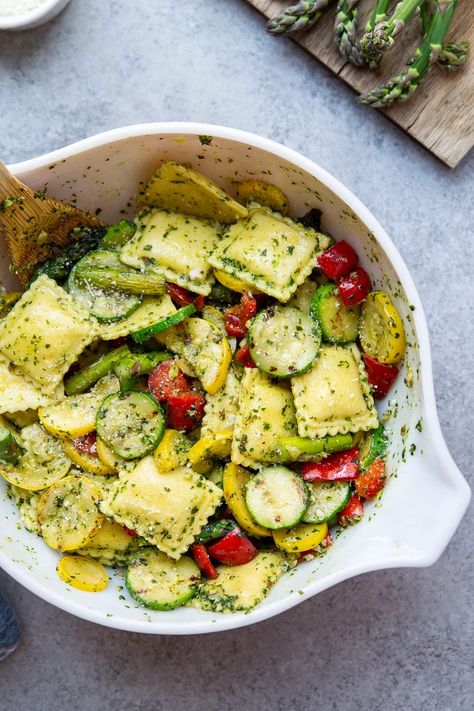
[0,0,70,31]
[0,123,470,634]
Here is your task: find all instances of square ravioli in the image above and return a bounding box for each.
[0,355,63,413]
[0,275,96,394]
[120,209,219,295]
[101,456,222,559]
[231,369,297,469]
[208,206,330,301]
[291,343,379,439]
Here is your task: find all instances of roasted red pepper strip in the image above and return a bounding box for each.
[301,447,359,482]
[235,343,257,368]
[123,526,138,538]
[72,432,98,457]
[317,240,358,280]
[224,293,257,338]
[166,283,205,311]
[363,354,399,399]
[192,543,218,580]
[338,267,371,306]
[148,360,189,402]
[208,528,258,566]
[166,390,206,431]
[338,495,364,526]
[355,459,386,499]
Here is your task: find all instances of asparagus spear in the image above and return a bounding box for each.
[360,0,425,69]
[74,266,165,295]
[114,351,172,391]
[100,219,136,250]
[335,0,365,66]
[64,344,130,395]
[266,0,332,34]
[420,1,468,70]
[365,0,392,33]
[0,427,23,465]
[359,0,459,107]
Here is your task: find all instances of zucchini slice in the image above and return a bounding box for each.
[302,481,351,524]
[68,250,142,322]
[126,548,200,610]
[96,391,165,459]
[131,303,196,343]
[38,475,104,551]
[358,423,386,471]
[359,291,406,363]
[311,283,360,344]
[248,305,321,378]
[57,555,109,592]
[223,463,271,538]
[245,465,309,530]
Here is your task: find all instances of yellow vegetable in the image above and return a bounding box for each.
[188,430,233,474]
[235,179,289,215]
[0,291,22,318]
[223,463,270,537]
[213,270,259,294]
[138,161,248,223]
[154,429,191,472]
[272,522,328,553]
[61,438,115,476]
[57,555,109,592]
[38,475,104,551]
[96,437,124,473]
[359,291,406,364]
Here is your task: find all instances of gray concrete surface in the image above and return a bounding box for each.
[0,1,473,709]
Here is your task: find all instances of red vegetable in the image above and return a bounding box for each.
[355,459,386,499]
[166,283,205,311]
[317,240,358,280]
[363,354,399,399]
[235,343,257,368]
[192,543,218,580]
[208,528,258,566]
[337,267,371,306]
[224,293,257,338]
[167,390,206,431]
[123,526,138,538]
[301,447,359,482]
[72,432,98,457]
[148,360,189,402]
[338,495,364,526]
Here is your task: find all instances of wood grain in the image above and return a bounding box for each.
[245,0,473,167]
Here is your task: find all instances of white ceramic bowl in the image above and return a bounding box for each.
[0,123,470,634]
[0,0,70,31]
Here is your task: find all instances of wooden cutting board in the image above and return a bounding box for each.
[244,0,473,167]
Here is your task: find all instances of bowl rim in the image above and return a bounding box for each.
[0,0,69,29]
[2,122,470,634]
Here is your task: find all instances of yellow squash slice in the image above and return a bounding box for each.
[188,430,233,474]
[213,270,259,294]
[222,463,271,538]
[273,521,328,553]
[57,555,109,592]
[138,161,248,223]
[235,179,289,215]
[359,291,406,364]
[61,438,115,476]
[38,475,104,551]
[39,374,119,438]
[96,437,125,473]
[157,317,231,394]
[154,429,192,472]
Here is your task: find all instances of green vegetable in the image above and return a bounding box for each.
[360,0,424,69]
[74,267,165,296]
[208,282,240,305]
[359,1,459,106]
[100,220,136,249]
[359,423,386,470]
[0,426,23,464]
[114,351,172,390]
[298,208,322,232]
[311,283,360,344]
[131,303,196,343]
[365,0,392,32]
[266,0,332,34]
[195,519,237,544]
[302,481,351,524]
[280,433,354,460]
[245,466,309,530]
[335,0,365,66]
[126,548,199,610]
[64,344,130,396]
[27,226,106,286]
[0,292,21,318]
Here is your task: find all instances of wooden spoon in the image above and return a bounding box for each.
[0,161,103,285]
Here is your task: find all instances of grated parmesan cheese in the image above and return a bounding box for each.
[0,0,49,16]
